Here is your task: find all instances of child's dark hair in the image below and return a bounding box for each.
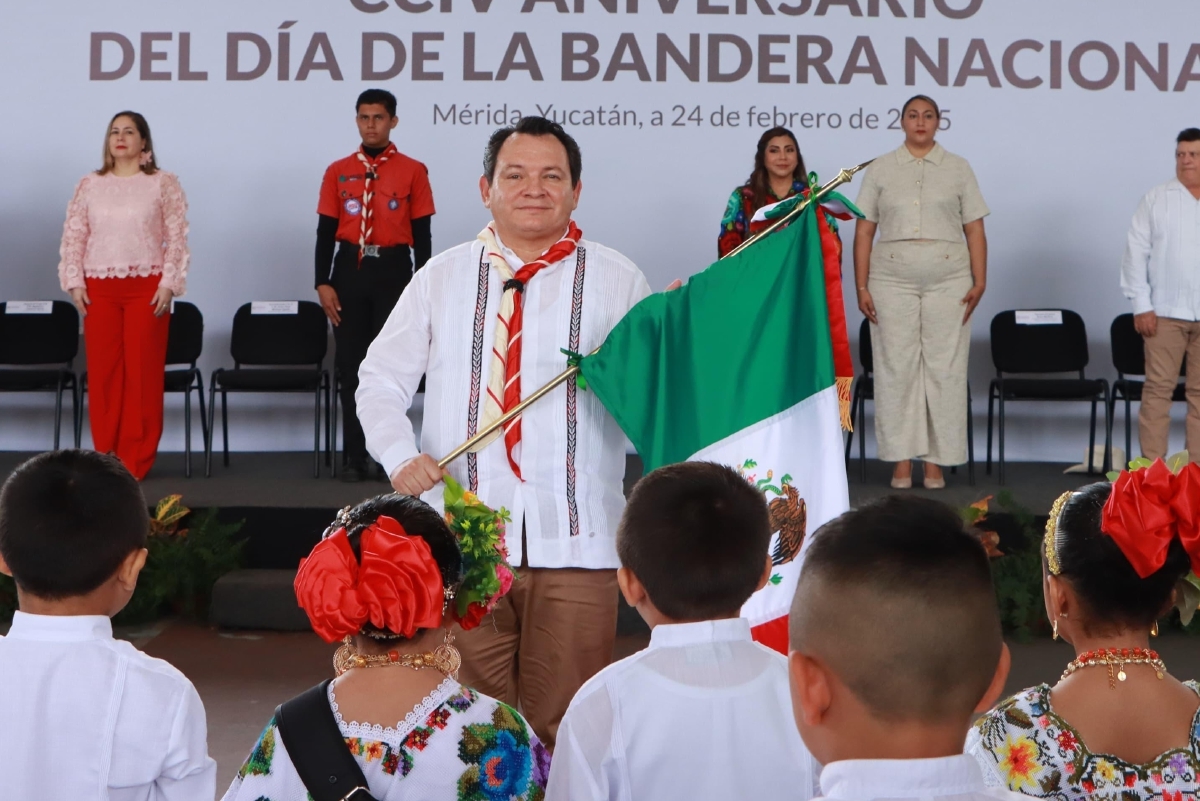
[356,88,398,117]
[0,450,148,599]
[617,461,770,621]
[790,496,1001,722]
[342,493,463,639]
[1055,482,1190,633]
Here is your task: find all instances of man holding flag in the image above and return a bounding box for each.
[356,116,651,750]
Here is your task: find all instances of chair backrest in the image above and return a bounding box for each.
[230,301,327,366]
[0,300,79,365]
[1110,313,1185,378]
[990,309,1089,375]
[858,318,874,375]
[1110,313,1144,376]
[166,301,204,366]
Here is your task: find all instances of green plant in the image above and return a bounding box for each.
[963,491,1048,641]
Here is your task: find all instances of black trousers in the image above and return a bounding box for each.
[331,243,412,461]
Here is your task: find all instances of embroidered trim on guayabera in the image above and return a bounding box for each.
[467,247,489,492]
[566,247,586,538]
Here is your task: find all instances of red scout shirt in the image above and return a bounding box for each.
[317,147,436,247]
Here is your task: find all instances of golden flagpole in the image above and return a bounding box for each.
[436,159,874,470]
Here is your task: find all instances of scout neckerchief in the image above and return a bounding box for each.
[471,221,583,479]
[354,143,398,266]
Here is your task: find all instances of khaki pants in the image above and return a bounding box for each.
[454,564,618,751]
[1139,317,1200,459]
[868,241,973,465]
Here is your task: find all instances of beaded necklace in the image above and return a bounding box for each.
[1062,647,1166,689]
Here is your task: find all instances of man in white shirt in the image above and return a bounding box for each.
[0,450,216,801]
[356,116,651,750]
[788,496,1021,801]
[546,462,820,801]
[1121,128,1200,460]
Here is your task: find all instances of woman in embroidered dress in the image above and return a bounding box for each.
[717,127,809,257]
[223,493,548,801]
[968,460,1200,801]
[58,111,189,480]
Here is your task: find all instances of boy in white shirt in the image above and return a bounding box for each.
[0,450,216,800]
[546,461,820,801]
[788,496,1022,801]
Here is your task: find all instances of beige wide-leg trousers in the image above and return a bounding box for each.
[868,240,973,466]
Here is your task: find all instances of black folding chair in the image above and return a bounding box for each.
[206,302,330,478]
[1109,313,1186,463]
[987,310,1110,484]
[844,318,974,484]
[0,300,79,450]
[79,301,210,476]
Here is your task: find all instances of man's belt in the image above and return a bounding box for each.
[338,242,410,259]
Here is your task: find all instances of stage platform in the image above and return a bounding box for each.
[0,450,1108,514]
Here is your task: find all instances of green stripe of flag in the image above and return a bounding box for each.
[580,205,835,472]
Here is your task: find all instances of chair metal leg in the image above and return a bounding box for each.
[998,391,1006,485]
[205,379,217,477]
[331,374,339,479]
[53,376,65,450]
[1103,385,1113,474]
[967,388,976,486]
[73,379,82,449]
[313,380,323,479]
[1124,394,1133,464]
[184,385,193,479]
[1088,398,1098,474]
[197,374,209,447]
[324,380,332,468]
[986,384,995,475]
[221,390,230,466]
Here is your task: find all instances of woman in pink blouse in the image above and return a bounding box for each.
[58,111,189,480]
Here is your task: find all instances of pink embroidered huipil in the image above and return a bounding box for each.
[58,171,190,296]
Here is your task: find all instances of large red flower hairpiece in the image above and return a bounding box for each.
[1102,459,1200,579]
[294,515,445,643]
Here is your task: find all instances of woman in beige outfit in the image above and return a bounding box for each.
[854,96,989,489]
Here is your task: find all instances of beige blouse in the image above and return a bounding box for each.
[855,143,989,243]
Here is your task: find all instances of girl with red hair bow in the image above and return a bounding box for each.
[223,493,548,801]
[968,459,1200,801]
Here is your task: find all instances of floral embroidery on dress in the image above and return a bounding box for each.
[971,681,1200,801]
[457,703,545,801]
[330,679,480,778]
[238,719,277,778]
[717,182,805,258]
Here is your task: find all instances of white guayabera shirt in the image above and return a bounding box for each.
[357,232,650,569]
[545,618,822,801]
[818,754,1029,801]
[0,612,216,801]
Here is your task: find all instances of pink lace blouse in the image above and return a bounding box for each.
[57,171,190,295]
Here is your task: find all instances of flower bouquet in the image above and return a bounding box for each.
[443,475,515,630]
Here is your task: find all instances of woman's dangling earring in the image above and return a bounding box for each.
[1052,620,1059,641]
[1151,621,1160,637]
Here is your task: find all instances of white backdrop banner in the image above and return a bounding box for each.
[1,1,1198,457]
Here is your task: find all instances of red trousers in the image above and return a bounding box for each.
[84,275,170,480]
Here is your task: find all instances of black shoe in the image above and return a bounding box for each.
[340,457,368,483]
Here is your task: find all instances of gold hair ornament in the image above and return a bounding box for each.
[1044,491,1076,576]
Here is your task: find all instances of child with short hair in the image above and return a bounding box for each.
[546,461,820,801]
[788,495,1020,801]
[0,450,216,800]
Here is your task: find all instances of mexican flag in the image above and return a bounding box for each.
[578,200,853,653]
